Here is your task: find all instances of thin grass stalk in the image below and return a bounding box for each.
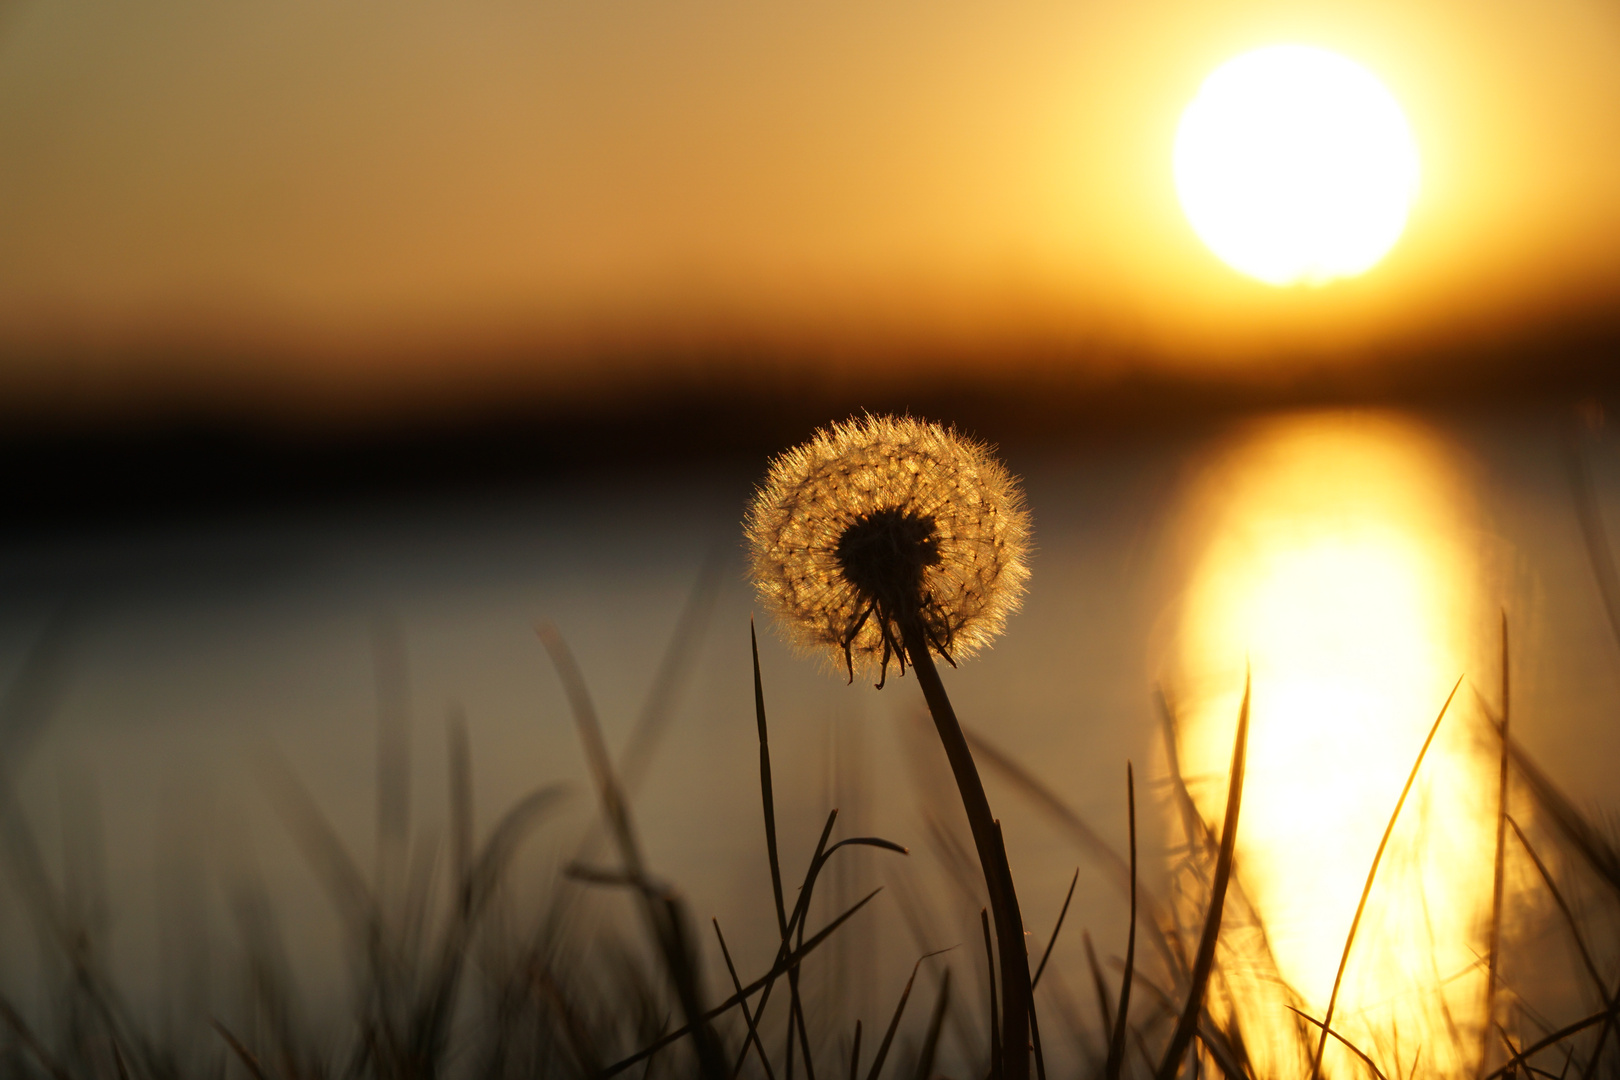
[1483,1008,1620,1080]
[604,888,887,1078]
[1192,1027,1248,1080]
[1085,933,1114,1036]
[1504,735,1620,901]
[912,970,951,1080]
[753,622,791,943]
[982,908,1002,1076]
[1506,818,1610,1011]
[1504,816,1620,1080]
[538,624,725,1080]
[734,820,905,1080]
[851,1021,864,1080]
[1032,870,1078,991]
[1154,674,1249,1080]
[1030,993,1048,1080]
[1581,972,1620,1080]
[902,618,1031,1080]
[1482,617,1511,1078]
[789,812,844,1080]
[1158,689,1288,995]
[1290,1009,1391,1080]
[865,952,945,1080]
[967,728,1180,979]
[1310,676,1464,1080]
[211,1020,270,1080]
[1106,764,1138,1080]
[714,919,776,1080]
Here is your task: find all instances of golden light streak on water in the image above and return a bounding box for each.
[1168,413,1498,1080]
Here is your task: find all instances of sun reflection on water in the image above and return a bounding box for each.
[1169,413,1498,1080]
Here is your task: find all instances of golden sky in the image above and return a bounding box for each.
[3,0,1620,415]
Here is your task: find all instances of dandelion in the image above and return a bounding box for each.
[745,414,1036,1080]
[745,414,1031,686]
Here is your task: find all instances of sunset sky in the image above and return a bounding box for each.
[3,0,1620,419]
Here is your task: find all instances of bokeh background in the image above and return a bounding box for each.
[6,1,1620,1076]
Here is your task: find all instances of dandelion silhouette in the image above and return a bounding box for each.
[746,414,1036,1080]
[745,414,1030,687]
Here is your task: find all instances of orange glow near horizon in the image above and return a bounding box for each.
[0,1,1619,404]
[1169,413,1498,1080]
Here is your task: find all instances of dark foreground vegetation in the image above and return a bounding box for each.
[5,411,1620,1080]
[2,588,1620,1080]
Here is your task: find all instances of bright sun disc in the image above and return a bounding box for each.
[1174,45,1420,286]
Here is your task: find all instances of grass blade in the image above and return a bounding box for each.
[1505,815,1620,1080]
[1484,1009,1618,1080]
[865,951,949,1080]
[1505,733,1620,902]
[1290,1008,1391,1080]
[715,918,777,1080]
[538,622,723,1080]
[911,970,951,1080]
[970,725,1180,979]
[1155,671,1250,1080]
[604,887,887,1078]
[1482,615,1511,1075]
[753,620,791,942]
[1032,869,1078,992]
[1310,676,1464,1080]
[1106,763,1138,1080]
[211,1019,271,1080]
[1085,932,1113,1036]
[982,908,1001,1075]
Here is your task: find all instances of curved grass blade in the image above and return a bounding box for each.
[911,970,951,1080]
[1290,1008,1390,1080]
[211,1019,271,1080]
[753,620,790,942]
[1155,672,1249,1080]
[603,887,886,1078]
[1483,1009,1617,1080]
[539,622,722,1080]
[1032,869,1078,992]
[1308,676,1463,1080]
[865,950,951,1080]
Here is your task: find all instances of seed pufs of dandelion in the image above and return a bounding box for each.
[745,414,1037,1080]
[744,414,1031,687]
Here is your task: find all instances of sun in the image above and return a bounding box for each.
[1174,45,1420,287]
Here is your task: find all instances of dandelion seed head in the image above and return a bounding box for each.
[744,414,1031,682]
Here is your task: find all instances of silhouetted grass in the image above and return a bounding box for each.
[7,562,1620,1080]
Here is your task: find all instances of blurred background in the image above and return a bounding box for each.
[5,1,1620,1077]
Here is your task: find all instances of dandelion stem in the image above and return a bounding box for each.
[901,615,1032,1080]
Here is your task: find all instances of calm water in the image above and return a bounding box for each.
[2,405,1618,1075]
